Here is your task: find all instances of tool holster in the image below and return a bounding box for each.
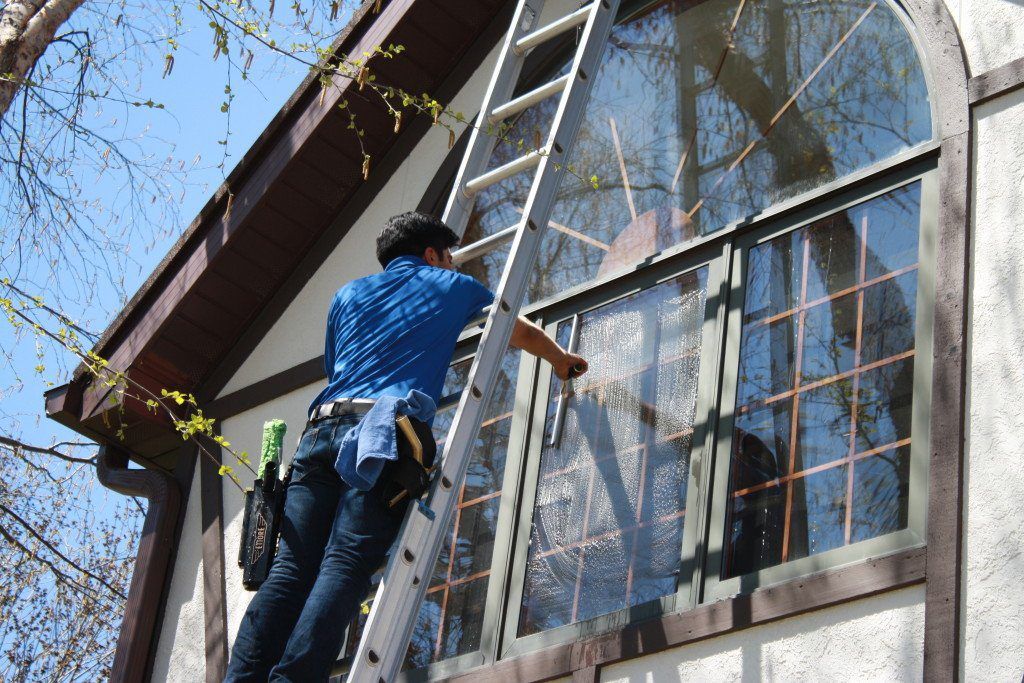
[380,415,437,509]
[238,461,292,591]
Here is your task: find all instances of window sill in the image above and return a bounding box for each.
[447,546,926,682]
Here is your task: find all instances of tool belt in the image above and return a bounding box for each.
[238,403,436,590]
[308,397,376,423]
[312,398,437,509]
[381,415,437,509]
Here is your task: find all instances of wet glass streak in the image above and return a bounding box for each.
[519,269,708,635]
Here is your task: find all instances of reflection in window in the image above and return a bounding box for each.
[461,0,930,305]
[342,351,521,670]
[724,183,919,578]
[518,270,708,635]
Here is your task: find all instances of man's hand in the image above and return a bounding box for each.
[553,352,588,381]
[509,317,589,381]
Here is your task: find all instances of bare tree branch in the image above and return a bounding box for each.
[0,500,126,600]
[0,433,96,464]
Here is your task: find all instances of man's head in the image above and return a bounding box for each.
[376,211,459,270]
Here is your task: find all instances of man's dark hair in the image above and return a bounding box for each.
[376,211,459,268]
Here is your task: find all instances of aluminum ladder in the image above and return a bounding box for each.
[348,1,620,679]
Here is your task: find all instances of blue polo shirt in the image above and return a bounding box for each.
[309,256,495,415]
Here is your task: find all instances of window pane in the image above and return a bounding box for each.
[518,269,709,636]
[343,351,521,670]
[464,0,931,305]
[407,351,520,668]
[723,183,920,578]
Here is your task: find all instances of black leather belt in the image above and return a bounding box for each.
[308,398,375,423]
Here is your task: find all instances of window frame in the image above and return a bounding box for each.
[499,244,729,659]
[396,0,948,667]
[401,154,941,679]
[702,163,936,601]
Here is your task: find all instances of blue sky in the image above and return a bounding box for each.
[0,4,335,469]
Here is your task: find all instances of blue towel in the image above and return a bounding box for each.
[334,390,436,490]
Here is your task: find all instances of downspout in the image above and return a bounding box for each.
[97,445,182,682]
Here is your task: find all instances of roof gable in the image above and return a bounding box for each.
[46,0,511,467]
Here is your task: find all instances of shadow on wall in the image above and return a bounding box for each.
[151,467,206,682]
[600,587,924,681]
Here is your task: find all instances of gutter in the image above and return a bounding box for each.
[97,445,182,682]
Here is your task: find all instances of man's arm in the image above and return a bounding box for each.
[509,316,588,380]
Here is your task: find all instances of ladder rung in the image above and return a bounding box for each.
[464,149,545,196]
[489,74,570,124]
[451,224,519,265]
[514,3,595,55]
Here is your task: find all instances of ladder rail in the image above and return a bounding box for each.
[350,1,619,679]
[441,0,543,238]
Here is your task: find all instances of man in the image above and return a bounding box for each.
[226,211,588,681]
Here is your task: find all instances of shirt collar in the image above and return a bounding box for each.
[385,255,427,272]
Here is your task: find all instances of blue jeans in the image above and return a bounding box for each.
[225,414,406,682]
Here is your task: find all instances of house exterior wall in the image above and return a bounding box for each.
[152,466,207,682]
[149,0,1024,680]
[943,0,1024,74]
[962,85,1024,681]
[601,587,925,681]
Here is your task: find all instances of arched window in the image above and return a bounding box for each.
[347,0,938,674]
[459,0,931,303]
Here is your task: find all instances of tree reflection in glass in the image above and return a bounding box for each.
[462,0,930,306]
[724,183,920,577]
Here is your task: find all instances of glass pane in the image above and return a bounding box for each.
[406,350,520,669]
[518,268,709,636]
[723,183,920,578]
[465,0,931,305]
[343,351,521,671]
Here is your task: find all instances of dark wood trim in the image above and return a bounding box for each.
[448,548,926,682]
[96,445,185,682]
[969,56,1024,106]
[199,4,515,403]
[571,664,600,683]
[893,0,971,677]
[200,443,229,682]
[923,130,971,681]
[206,356,325,419]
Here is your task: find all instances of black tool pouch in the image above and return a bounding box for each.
[380,415,437,510]
[238,462,292,591]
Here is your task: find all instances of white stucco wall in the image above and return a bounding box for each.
[962,86,1024,681]
[942,0,1024,75]
[220,384,326,650]
[602,587,925,682]
[152,465,206,682]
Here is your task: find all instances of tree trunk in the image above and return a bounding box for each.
[0,0,87,121]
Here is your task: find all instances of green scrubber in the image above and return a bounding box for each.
[258,419,287,480]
